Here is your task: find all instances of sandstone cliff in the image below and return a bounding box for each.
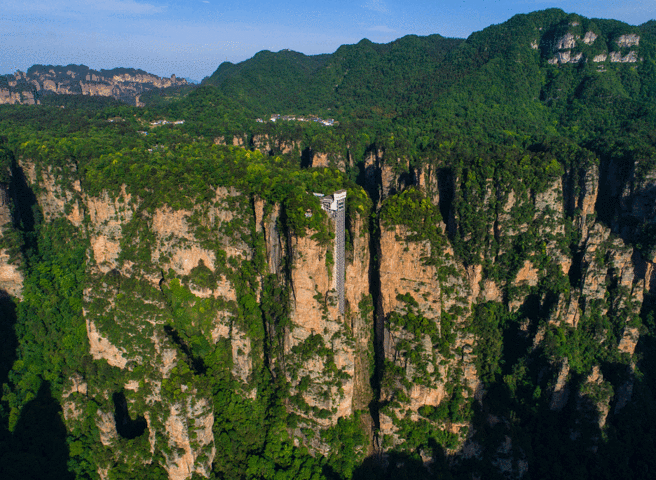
[0,182,23,299]
[15,160,254,479]
[0,65,187,106]
[538,17,641,66]
[283,207,372,453]
[4,132,655,478]
[378,223,475,450]
[7,151,376,478]
[354,142,652,476]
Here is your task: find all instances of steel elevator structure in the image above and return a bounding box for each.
[316,190,347,314]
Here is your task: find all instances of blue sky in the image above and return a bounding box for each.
[2,1,654,81]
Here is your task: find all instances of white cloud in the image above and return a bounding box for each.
[362,0,388,14]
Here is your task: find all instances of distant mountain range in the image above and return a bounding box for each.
[0,64,187,106]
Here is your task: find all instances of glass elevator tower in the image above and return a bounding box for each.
[317,190,347,314]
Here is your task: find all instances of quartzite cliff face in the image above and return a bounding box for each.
[3,151,377,478]
[0,65,187,106]
[3,133,654,479]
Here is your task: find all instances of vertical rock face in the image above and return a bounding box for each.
[284,209,372,449]
[378,225,444,443]
[163,398,215,480]
[87,187,134,273]
[82,191,222,479]
[18,161,263,479]
[580,163,599,216]
[550,359,570,411]
[378,223,474,447]
[0,183,12,227]
[37,165,84,226]
[19,154,376,477]
[0,65,187,105]
[344,213,375,411]
[0,182,23,298]
[365,149,652,474]
[11,128,656,478]
[286,231,353,429]
[616,34,639,47]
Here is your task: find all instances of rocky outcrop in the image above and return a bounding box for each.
[0,250,22,298]
[0,88,36,105]
[550,359,570,411]
[609,51,638,63]
[378,223,473,447]
[86,318,129,368]
[616,34,639,47]
[548,32,586,65]
[577,366,613,430]
[580,163,599,217]
[555,33,577,50]
[0,182,23,299]
[514,260,539,287]
[286,228,359,429]
[582,31,598,45]
[97,411,119,446]
[163,399,215,480]
[548,51,583,65]
[546,29,641,66]
[0,65,186,106]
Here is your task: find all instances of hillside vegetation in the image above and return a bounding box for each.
[1,8,656,480]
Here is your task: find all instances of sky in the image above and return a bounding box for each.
[2,0,654,82]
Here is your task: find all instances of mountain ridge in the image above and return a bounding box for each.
[199,8,652,126]
[0,64,187,107]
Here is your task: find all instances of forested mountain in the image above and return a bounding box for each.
[2,8,656,480]
[202,33,463,119]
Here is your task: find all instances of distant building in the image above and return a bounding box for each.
[261,114,334,126]
[150,119,184,127]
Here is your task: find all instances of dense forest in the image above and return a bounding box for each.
[2,8,656,480]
